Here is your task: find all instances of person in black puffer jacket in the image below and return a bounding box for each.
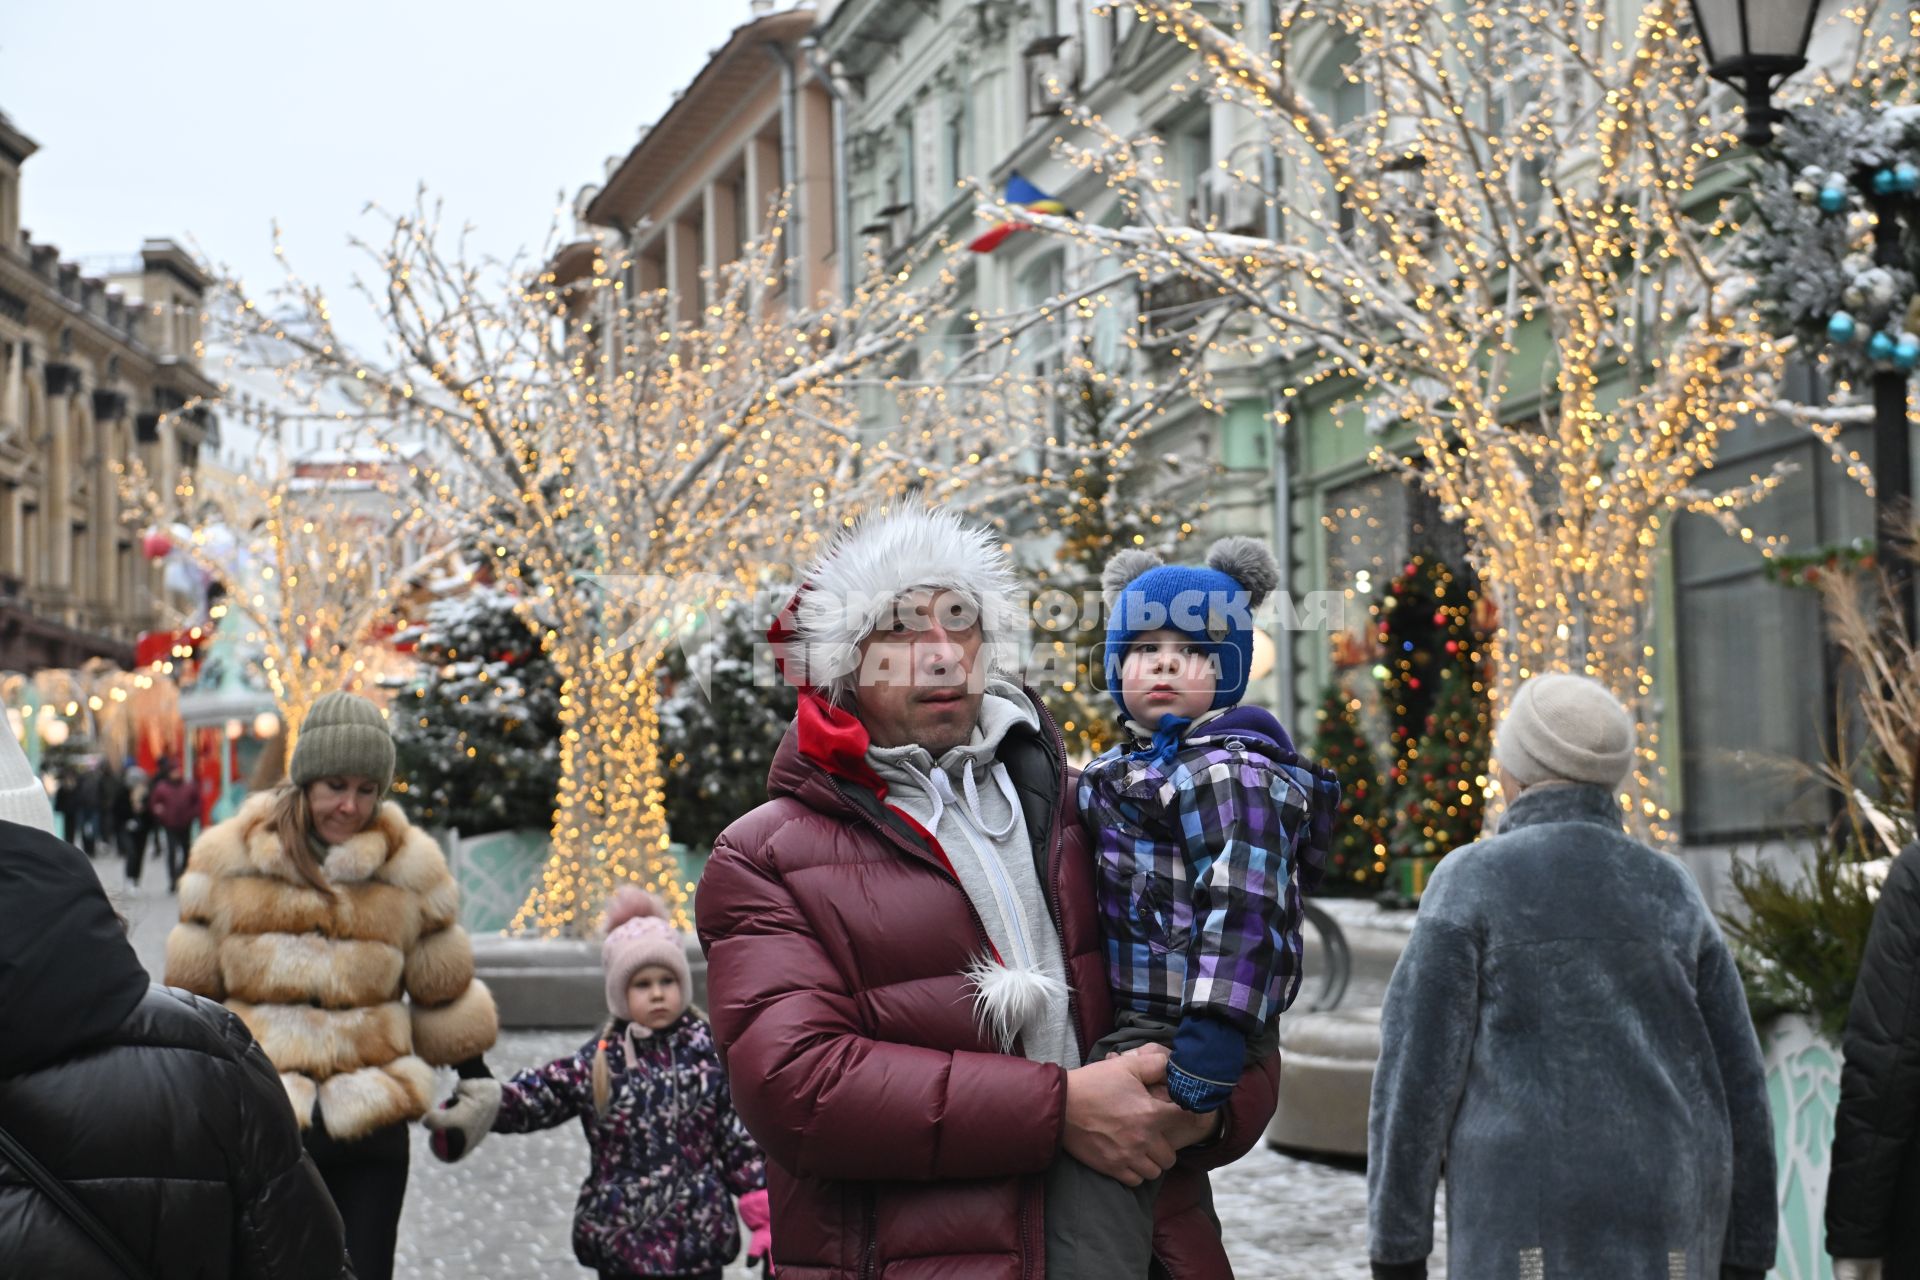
[0,740,351,1280]
[1828,832,1920,1280]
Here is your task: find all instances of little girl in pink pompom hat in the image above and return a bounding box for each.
[424,888,772,1277]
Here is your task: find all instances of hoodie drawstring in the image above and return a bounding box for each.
[899,756,1036,970]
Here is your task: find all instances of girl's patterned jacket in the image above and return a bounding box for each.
[1080,705,1340,1036]
[491,1010,766,1276]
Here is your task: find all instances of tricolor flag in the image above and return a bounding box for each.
[967,172,1069,254]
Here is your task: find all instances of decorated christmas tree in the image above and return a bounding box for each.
[1373,556,1452,763]
[1307,682,1390,893]
[1389,656,1492,861]
[392,585,562,835]
[1372,556,1491,899]
[657,596,798,853]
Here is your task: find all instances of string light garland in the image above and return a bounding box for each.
[121,447,438,759]
[976,0,1908,839]
[183,196,1102,934]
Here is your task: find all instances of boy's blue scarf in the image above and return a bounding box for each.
[1122,704,1296,767]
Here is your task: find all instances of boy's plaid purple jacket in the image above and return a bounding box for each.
[1080,704,1341,1033]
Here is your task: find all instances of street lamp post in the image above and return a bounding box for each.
[1687,0,1917,624]
[1687,0,1822,147]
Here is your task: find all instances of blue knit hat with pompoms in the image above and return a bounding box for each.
[1101,536,1281,731]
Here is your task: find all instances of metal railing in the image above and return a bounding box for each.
[1302,900,1352,1013]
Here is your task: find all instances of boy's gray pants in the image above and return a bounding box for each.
[1042,1012,1276,1280]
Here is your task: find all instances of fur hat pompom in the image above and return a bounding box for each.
[1206,536,1281,608]
[600,887,692,1022]
[604,885,669,935]
[1101,548,1166,609]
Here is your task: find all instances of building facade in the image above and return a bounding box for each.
[552,3,842,320]
[813,0,1880,870]
[0,109,215,671]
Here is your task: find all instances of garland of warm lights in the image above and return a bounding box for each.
[973,0,1912,840]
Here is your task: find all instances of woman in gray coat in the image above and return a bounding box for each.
[1367,672,1777,1280]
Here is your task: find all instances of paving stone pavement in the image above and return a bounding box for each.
[99,848,1443,1279]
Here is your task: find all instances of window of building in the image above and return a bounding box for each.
[1487,62,1550,219]
[1318,469,1472,754]
[943,100,967,196]
[1311,36,1366,235]
[1673,371,1872,842]
[1017,249,1068,470]
[887,111,916,220]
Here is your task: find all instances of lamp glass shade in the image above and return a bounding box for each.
[1690,0,1822,73]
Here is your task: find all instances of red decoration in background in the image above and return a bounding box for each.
[141,529,174,560]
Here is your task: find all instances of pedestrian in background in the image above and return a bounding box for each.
[148,754,201,891]
[426,888,771,1280]
[50,766,80,846]
[0,715,351,1279]
[1825,744,1920,1280]
[117,762,153,886]
[1368,673,1776,1279]
[72,755,100,852]
[165,691,499,1280]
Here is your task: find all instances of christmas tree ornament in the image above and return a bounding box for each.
[1791,177,1817,203]
[1894,335,1920,371]
[1869,331,1898,362]
[1895,161,1919,194]
[1818,182,1849,213]
[1873,167,1899,197]
[1827,311,1859,343]
[1859,268,1899,310]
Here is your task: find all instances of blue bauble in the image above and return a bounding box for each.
[1897,162,1920,194]
[1869,331,1898,361]
[1819,184,1849,213]
[1828,311,1859,343]
[1896,338,1920,371]
[1874,168,1900,196]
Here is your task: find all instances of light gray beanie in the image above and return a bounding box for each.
[289,691,395,795]
[1494,673,1636,788]
[0,722,57,834]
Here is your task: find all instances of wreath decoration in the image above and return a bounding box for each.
[1743,102,1920,385]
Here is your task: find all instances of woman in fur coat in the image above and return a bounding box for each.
[1367,674,1775,1280]
[165,691,499,1280]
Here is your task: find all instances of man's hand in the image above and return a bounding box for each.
[1135,1048,1228,1151]
[1062,1047,1182,1185]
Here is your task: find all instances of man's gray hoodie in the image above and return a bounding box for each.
[866,681,1080,1069]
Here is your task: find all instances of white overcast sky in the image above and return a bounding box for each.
[1,2,751,355]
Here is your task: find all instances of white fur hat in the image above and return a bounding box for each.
[789,505,1023,702]
[1494,672,1637,788]
[0,722,56,835]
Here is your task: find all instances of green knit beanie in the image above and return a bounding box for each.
[290,691,395,795]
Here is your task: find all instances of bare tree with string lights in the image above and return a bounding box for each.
[124,435,449,756]
[986,0,1899,835]
[206,196,1081,933]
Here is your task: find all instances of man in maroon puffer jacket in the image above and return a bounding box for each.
[697,506,1281,1280]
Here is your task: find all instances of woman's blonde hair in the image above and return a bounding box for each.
[265,779,397,896]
